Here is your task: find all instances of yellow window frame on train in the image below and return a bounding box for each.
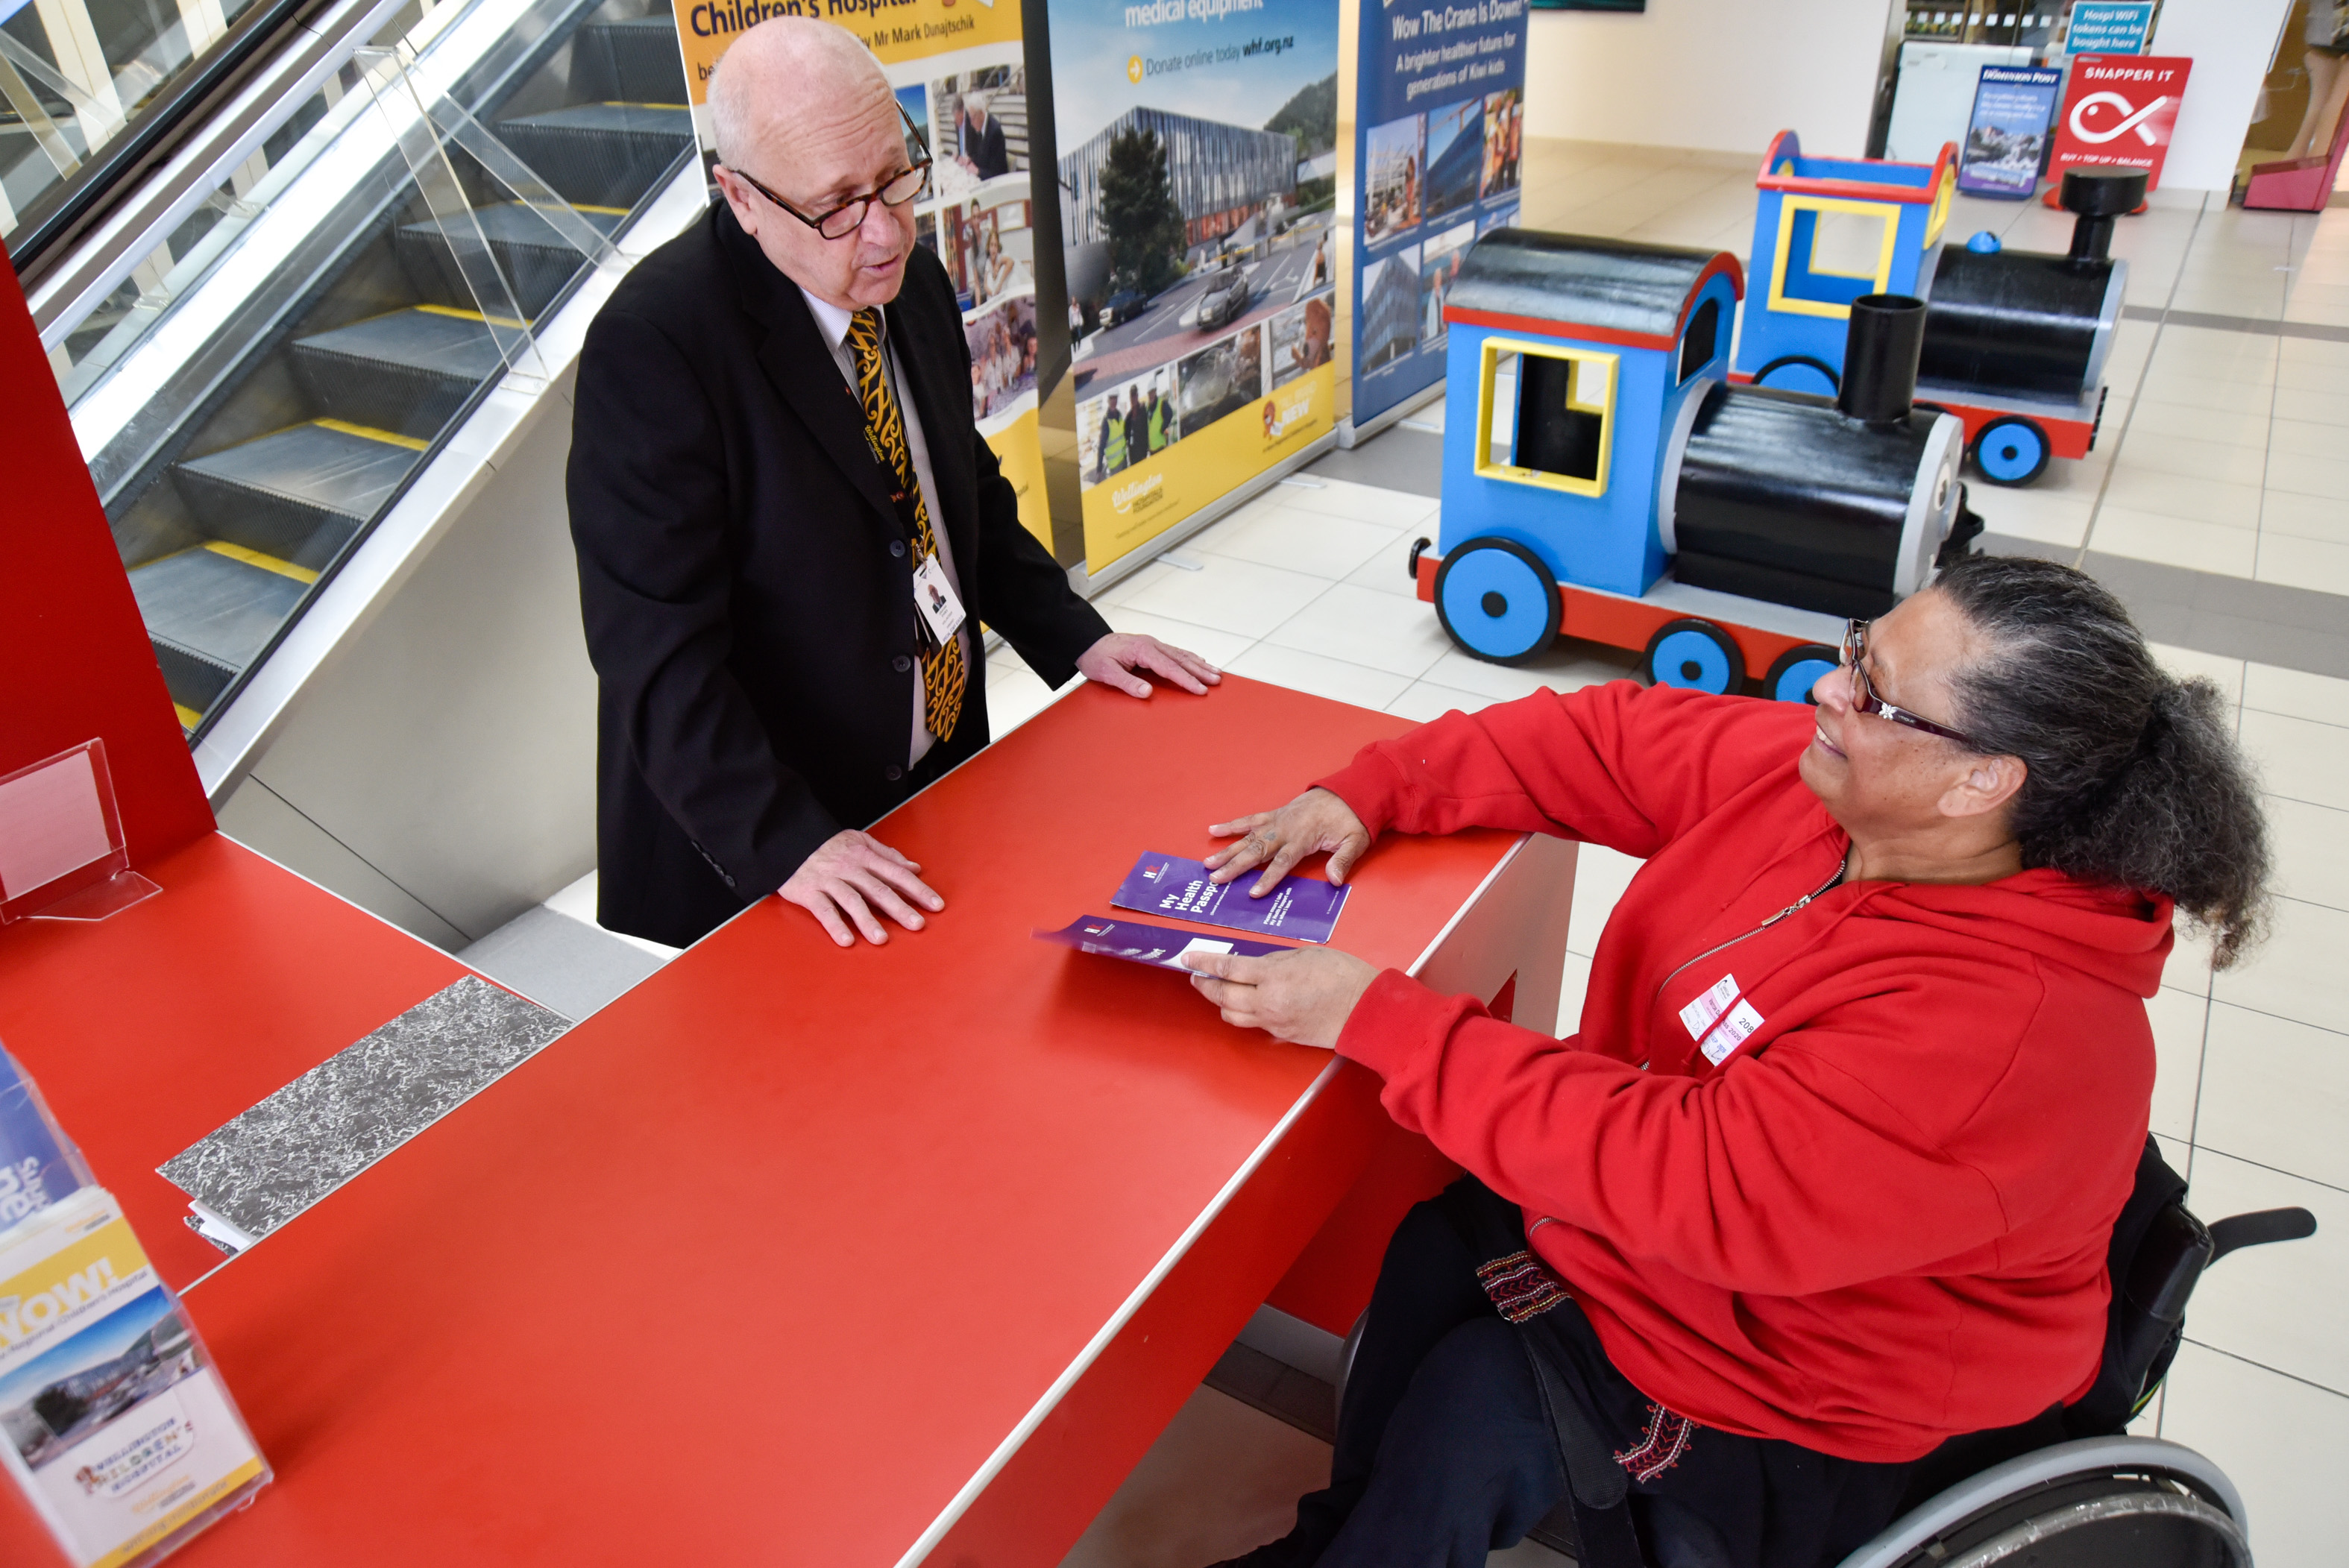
[1924,167,1954,248]
[1473,336,1617,499]
[1768,194,1899,320]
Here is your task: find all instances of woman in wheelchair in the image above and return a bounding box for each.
[1180,555,2271,1568]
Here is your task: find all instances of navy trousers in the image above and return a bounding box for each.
[1223,1188,1912,1568]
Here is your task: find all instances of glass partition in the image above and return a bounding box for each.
[52,0,692,737]
[1,0,304,258]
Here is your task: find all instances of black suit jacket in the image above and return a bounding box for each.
[963,113,1010,180]
[568,202,1107,947]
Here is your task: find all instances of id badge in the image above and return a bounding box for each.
[912,552,967,647]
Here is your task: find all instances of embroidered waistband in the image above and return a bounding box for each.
[1476,1248,1573,1324]
[1614,1402,1696,1484]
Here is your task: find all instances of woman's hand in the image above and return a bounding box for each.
[1204,787,1373,894]
[1182,945,1380,1049]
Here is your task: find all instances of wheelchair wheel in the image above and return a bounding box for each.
[1840,1438,2248,1568]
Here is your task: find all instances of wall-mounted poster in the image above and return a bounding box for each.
[1956,64,2063,198]
[667,1,1053,549]
[1350,0,1527,430]
[1051,0,1341,572]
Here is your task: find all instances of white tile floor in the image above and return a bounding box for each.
[1001,138,2349,1568]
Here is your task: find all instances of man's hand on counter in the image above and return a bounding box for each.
[1076,632,1222,699]
[780,829,944,947]
[1204,787,1374,895]
[1182,945,1380,1050]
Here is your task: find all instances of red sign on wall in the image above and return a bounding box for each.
[2050,54,2192,189]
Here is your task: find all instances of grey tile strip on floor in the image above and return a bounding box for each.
[1207,1338,1339,1443]
[159,975,569,1248]
[1983,533,2349,681]
[2122,303,2349,343]
[1313,426,2349,681]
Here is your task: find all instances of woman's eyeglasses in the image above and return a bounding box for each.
[725,101,931,241]
[1840,620,1987,752]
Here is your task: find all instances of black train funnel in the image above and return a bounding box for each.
[1837,294,1926,426]
[2062,169,2147,263]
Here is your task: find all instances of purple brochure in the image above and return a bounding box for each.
[1110,852,1350,943]
[1035,915,1295,971]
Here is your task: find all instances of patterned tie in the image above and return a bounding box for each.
[846,306,966,744]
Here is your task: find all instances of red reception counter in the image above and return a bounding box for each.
[3,676,1576,1567]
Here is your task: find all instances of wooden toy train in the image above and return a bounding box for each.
[1406,136,2145,696]
[1735,131,2143,488]
[1412,230,1977,699]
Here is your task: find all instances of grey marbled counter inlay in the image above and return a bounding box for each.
[159,975,568,1242]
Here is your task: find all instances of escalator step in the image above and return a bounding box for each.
[170,420,423,568]
[393,202,626,318]
[576,16,689,103]
[492,103,693,210]
[130,546,312,712]
[289,306,506,440]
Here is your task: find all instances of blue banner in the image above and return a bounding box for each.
[1350,0,1528,428]
[2062,2,2155,57]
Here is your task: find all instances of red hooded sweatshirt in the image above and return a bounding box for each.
[1314,681,2169,1464]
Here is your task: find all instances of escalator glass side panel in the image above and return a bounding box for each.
[60,0,691,743]
[1,0,304,265]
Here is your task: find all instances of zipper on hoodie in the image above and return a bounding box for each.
[1640,851,1850,1069]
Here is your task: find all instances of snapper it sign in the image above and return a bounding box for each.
[2050,55,2190,189]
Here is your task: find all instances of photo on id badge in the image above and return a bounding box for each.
[913,554,965,644]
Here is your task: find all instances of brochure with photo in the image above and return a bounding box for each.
[0,1188,268,1568]
[1110,853,1350,942]
[1035,915,1295,972]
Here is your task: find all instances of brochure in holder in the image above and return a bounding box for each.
[0,743,159,927]
[0,1047,269,1567]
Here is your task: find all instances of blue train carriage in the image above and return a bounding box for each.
[1738,129,2136,490]
[1733,128,1954,399]
[1412,227,1975,703]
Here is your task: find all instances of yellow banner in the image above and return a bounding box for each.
[986,406,1052,550]
[1082,362,1337,569]
[673,0,1025,107]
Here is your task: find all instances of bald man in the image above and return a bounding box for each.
[568,20,1216,949]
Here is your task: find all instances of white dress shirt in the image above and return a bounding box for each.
[799,286,972,768]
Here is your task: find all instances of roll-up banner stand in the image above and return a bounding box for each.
[1050,0,1342,573]
[1344,0,1525,441]
[670,0,1057,551]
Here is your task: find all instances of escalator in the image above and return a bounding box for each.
[49,0,695,734]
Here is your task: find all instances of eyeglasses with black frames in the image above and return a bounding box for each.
[1840,620,1987,752]
[724,100,931,242]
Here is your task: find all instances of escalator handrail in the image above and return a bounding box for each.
[10,0,368,288]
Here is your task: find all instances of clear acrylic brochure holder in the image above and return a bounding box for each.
[0,740,160,925]
[0,1042,273,1566]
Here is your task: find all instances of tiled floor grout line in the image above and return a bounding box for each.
[2075,194,2210,570]
[2188,1142,2349,1200]
[2253,292,2287,582]
[2179,1337,2349,1405]
[2197,990,2348,1042]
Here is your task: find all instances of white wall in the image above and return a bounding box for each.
[1524,0,1891,157]
[2148,0,2295,191]
[216,374,600,949]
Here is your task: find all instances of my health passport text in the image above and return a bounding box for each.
[1110,853,1349,943]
